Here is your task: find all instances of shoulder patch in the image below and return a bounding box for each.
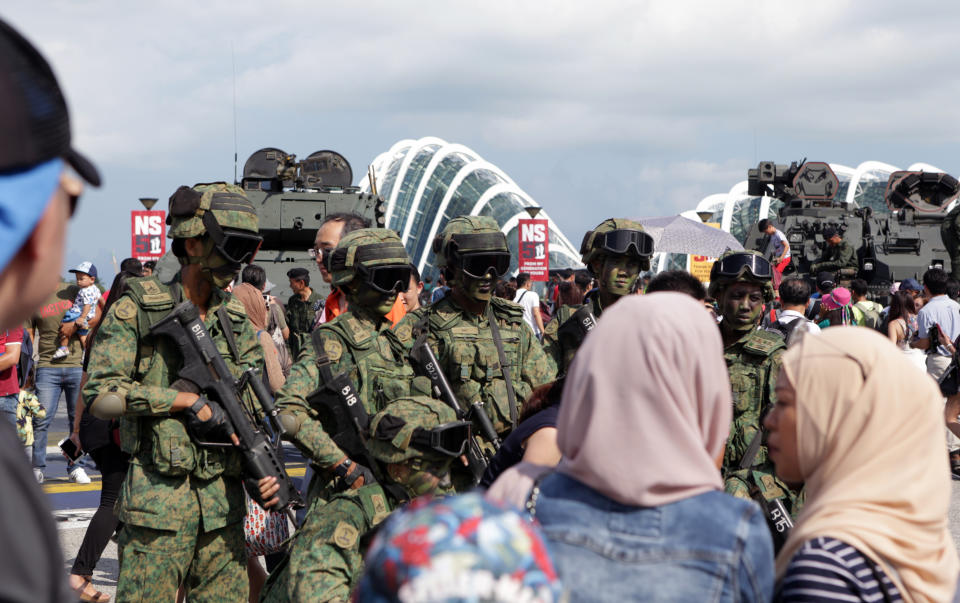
[113,297,137,321]
[141,279,164,295]
[344,316,373,344]
[394,322,412,343]
[323,338,343,362]
[743,329,786,356]
[331,521,358,549]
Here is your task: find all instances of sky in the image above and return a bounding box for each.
[7,1,960,280]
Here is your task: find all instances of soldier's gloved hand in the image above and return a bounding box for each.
[184,396,238,445]
[332,457,375,490]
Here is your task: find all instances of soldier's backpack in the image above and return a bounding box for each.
[767,316,808,347]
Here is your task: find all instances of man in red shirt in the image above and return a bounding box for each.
[0,326,22,429]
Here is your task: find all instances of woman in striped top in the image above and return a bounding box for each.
[764,327,960,603]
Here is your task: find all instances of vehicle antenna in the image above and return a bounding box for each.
[232,43,238,185]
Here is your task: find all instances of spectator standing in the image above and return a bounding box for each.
[285,267,319,360]
[431,272,450,303]
[529,294,774,601]
[29,280,91,483]
[850,278,883,329]
[118,257,142,276]
[141,260,156,276]
[0,16,101,603]
[911,268,960,460]
[886,290,925,370]
[772,277,820,346]
[818,286,857,328]
[243,264,291,377]
[513,272,544,339]
[645,269,707,300]
[0,325,23,430]
[900,277,925,310]
[233,282,285,394]
[401,263,423,313]
[767,328,959,602]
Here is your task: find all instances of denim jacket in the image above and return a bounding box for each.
[532,472,774,602]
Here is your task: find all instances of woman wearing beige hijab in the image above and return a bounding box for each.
[766,327,960,602]
[527,293,774,602]
[232,282,285,393]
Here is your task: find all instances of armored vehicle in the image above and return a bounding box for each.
[745,160,959,299]
[156,148,386,300]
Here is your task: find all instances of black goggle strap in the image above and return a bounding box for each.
[715,254,773,279]
[448,232,508,252]
[358,264,411,294]
[200,211,262,264]
[598,229,655,257]
[327,242,409,272]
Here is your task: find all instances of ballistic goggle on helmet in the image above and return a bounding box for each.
[327,228,412,293]
[580,218,654,269]
[167,182,262,264]
[707,251,775,302]
[433,216,511,279]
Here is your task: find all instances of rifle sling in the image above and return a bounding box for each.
[486,305,518,429]
[216,306,242,365]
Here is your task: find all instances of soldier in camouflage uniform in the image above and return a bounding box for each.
[810,226,858,275]
[261,229,470,601]
[396,216,556,457]
[83,183,266,602]
[542,218,654,375]
[708,250,801,524]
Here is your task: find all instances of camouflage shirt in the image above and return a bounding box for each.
[721,327,792,503]
[811,240,858,273]
[396,295,556,436]
[83,277,263,532]
[541,295,602,376]
[286,289,321,359]
[275,311,415,471]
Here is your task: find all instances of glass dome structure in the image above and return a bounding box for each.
[360,137,582,280]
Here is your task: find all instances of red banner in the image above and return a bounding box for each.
[518,218,549,281]
[131,210,166,261]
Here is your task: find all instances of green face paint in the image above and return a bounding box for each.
[347,281,397,316]
[720,282,765,332]
[598,255,642,297]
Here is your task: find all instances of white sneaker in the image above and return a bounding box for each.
[69,467,91,484]
[52,347,69,359]
[33,469,43,484]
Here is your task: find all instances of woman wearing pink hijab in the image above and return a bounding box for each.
[528,293,774,602]
[767,327,960,602]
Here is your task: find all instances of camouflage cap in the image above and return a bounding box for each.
[327,228,410,287]
[432,215,508,270]
[580,218,649,266]
[166,182,258,239]
[707,250,776,302]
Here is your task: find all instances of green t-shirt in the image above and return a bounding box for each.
[30,282,84,367]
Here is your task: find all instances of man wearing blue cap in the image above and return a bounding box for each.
[0,14,101,603]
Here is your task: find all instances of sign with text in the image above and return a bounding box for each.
[131,210,166,261]
[518,218,549,281]
[689,223,721,283]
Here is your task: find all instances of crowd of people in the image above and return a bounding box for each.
[3,14,960,603]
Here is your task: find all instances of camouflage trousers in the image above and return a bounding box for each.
[261,483,394,602]
[116,494,247,602]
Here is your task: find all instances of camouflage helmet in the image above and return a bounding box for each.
[432,216,508,270]
[580,218,652,270]
[327,228,410,288]
[367,396,469,498]
[166,182,259,239]
[707,250,776,302]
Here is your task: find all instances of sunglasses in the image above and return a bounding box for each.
[714,253,773,279]
[458,252,511,279]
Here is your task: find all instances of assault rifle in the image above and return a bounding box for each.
[150,301,303,518]
[409,340,498,485]
[739,422,794,551]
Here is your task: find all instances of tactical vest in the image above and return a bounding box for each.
[543,297,601,375]
[310,313,415,416]
[414,296,530,435]
[723,328,785,472]
[116,277,246,480]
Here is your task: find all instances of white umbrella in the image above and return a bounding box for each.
[636,215,743,256]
